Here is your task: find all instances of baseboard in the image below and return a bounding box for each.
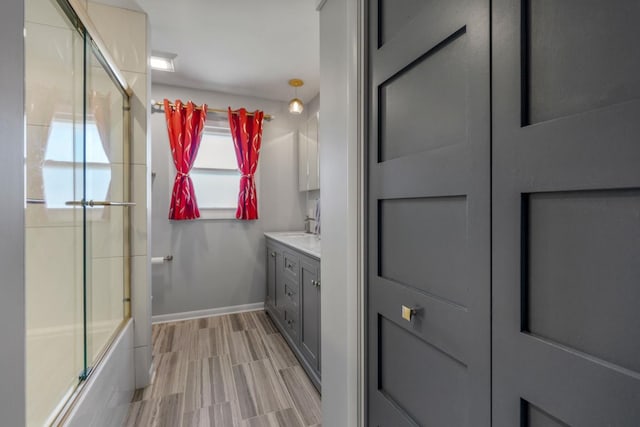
[152,302,265,324]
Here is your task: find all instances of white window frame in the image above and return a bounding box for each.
[191,122,242,220]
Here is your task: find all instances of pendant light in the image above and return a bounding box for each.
[288,79,304,114]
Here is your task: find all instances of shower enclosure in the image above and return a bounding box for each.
[25,0,132,424]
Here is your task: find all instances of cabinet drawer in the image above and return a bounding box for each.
[283,250,299,281]
[284,282,298,308]
[283,306,299,342]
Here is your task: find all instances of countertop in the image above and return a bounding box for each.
[264,231,321,259]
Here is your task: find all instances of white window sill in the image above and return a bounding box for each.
[167,208,238,221]
[197,208,237,220]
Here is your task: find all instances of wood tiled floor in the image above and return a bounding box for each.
[125,311,321,427]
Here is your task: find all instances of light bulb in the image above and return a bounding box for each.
[289,98,304,114]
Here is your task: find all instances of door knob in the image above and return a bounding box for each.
[401,305,418,322]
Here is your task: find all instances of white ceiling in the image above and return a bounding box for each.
[129,0,320,102]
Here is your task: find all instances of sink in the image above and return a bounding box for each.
[285,232,319,239]
[264,231,321,258]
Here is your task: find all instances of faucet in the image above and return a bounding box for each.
[304,216,314,233]
[313,198,320,235]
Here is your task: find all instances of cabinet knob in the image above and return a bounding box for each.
[401,305,418,322]
[271,252,276,257]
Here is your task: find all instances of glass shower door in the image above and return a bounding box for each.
[25,0,131,425]
[25,0,86,424]
[84,42,129,368]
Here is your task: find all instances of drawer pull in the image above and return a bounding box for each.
[401,305,418,322]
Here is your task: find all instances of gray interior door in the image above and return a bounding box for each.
[492,0,640,425]
[366,0,491,425]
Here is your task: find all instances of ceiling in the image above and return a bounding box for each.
[120,0,320,102]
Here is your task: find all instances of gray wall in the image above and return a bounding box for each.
[151,84,307,316]
[0,0,26,425]
[319,0,361,425]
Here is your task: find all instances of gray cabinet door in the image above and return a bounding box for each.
[269,242,285,320]
[266,244,277,310]
[300,257,320,374]
[493,1,640,425]
[366,0,491,425]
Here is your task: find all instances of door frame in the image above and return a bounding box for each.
[316,0,366,425]
[356,0,367,425]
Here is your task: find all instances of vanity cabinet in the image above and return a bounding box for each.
[265,236,321,391]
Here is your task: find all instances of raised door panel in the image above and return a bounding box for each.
[266,244,277,310]
[493,0,640,424]
[300,258,320,373]
[268,240,286,323]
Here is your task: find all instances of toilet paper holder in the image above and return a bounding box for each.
[151,255,173,264]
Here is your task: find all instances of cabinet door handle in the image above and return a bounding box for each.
[316,280,321,288]
[401,305,418,322]
[271,252,276,257]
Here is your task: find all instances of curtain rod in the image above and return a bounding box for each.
[152,101,273,121]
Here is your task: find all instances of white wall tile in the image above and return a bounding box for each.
[26,125,47,202]
[88,65,127,164]
[26,0,71,29]
[86,163,126,258]
[90,257,125,323]
[124,71,148,166]
[25,22,82,127]
[25,226,83,331]
[87,257,125,365]
[131,164,148,256]
[87,2,147,74]
[132,255,150,348]
[27,322,83,426]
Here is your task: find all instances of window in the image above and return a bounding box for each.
[191,122,240,218]
[43,114,111,209]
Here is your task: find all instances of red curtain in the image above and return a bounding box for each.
[228,108,264,220]
[164,99,207,220]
